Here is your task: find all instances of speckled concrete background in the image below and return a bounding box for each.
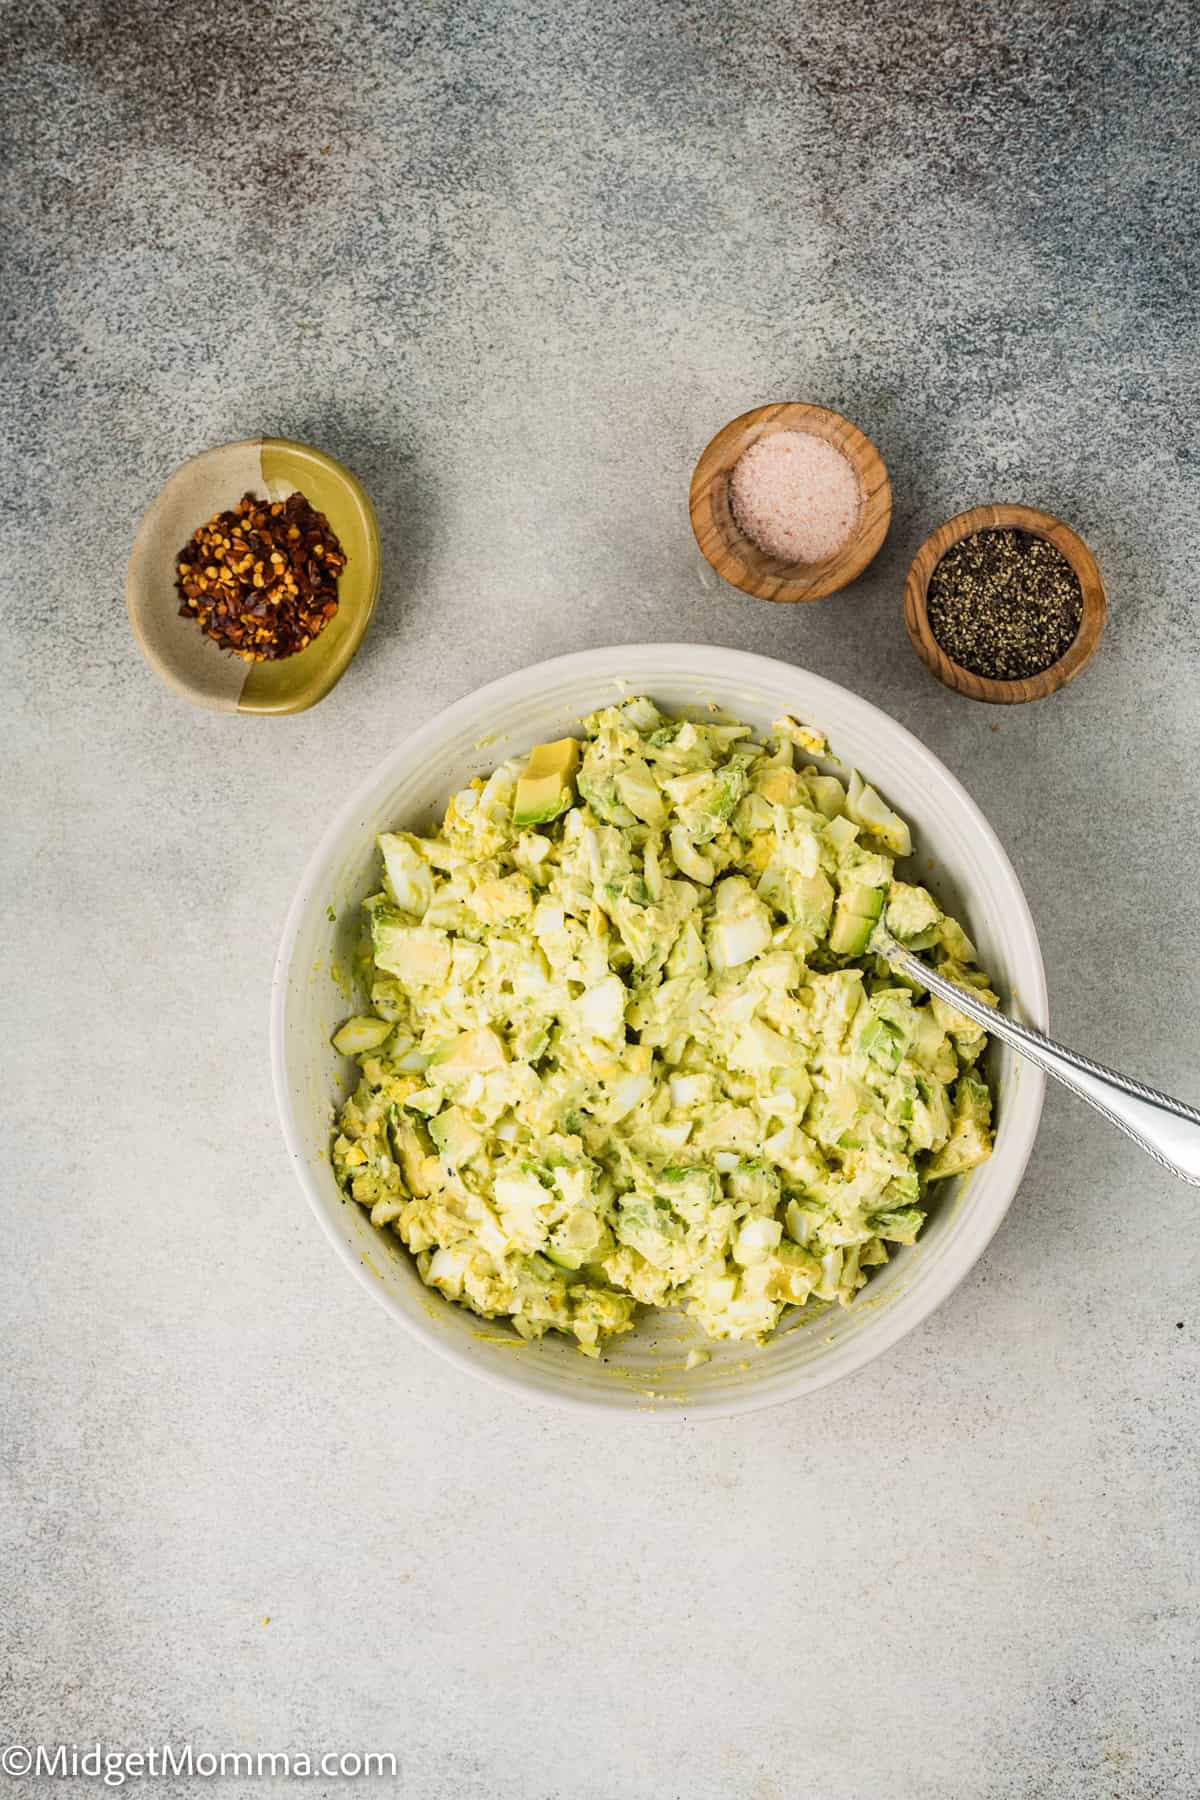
[3,2,1198,1796]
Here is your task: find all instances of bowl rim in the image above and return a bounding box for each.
[270,643,1047,1417]
[903,503,1107,705]
[689,403,893,602]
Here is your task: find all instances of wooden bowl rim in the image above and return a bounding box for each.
[903,503,1107,705]
[688,401,892,602]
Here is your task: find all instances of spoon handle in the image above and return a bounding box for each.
[877,937,1200,1186]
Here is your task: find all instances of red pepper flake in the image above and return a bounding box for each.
[176,491,347,661]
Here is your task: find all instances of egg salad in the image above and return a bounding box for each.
[330,699,996,1355]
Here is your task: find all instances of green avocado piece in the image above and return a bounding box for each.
[924,1072,993,1177]
[842,883,886,921]
[859,1014,904,1072]
[955,1070,992,1124]
[513,738,581,827]
[828,884,885,954]
[886,881,941,942]
[806,774,847,818]
[925,1117,991,1179]
[428,1107,482,1166]
[543,1244,584,1271]
[790,871,835,934]
[829,906,875,956]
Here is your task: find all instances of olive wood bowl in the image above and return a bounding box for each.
[904,503,1106,705]
[688,402,892,602]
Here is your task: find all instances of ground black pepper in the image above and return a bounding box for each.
[926,529,1082,681]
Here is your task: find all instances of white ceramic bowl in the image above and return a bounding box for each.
[271,645,1047,1416]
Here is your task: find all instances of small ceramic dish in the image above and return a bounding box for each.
[688,401,892,602]
[127,438,380,715]
[904,503,1106,705]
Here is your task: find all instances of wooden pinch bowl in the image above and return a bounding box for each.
[904,503,1107,705]
[689,402,892,602]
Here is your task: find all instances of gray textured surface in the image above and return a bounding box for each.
[3,2,1199,1796]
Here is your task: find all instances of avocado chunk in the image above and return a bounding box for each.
[886,880,942,942]
[925,1072,993,1178]
[513,738,581,827]
[806,773,847,818]
[925,1117,991,1179]
[828,884,885,955]
[840,881,886,920]
[829,911,874,956]
[790,870,834,934]
[428,1106,482,1167]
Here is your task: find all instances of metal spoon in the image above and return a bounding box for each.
[873,929,1200,1186]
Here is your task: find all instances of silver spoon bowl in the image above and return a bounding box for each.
[874,929,1200,1186]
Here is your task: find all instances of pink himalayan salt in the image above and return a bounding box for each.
[729,430,862,565]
